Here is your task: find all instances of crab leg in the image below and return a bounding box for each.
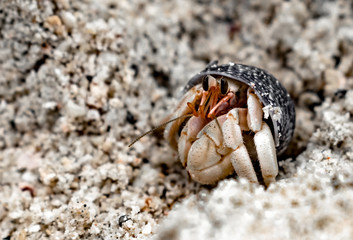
[229,145,258,183]
[247,91,262,132]
[223,109,258,183]
[254,123,278,186]
[247,92,278,186]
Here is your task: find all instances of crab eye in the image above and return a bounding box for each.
[220,78,228,94]
[202,76,209,91]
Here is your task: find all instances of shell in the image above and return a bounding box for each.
[184,61,295,155]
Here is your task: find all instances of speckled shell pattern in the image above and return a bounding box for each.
[184,61,295,155]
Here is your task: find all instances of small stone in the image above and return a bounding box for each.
[65,100,86,118]
[324,69,346,96]
[43,210,56,224]
[118,215,130,227]
[109,98,123,108]
[46,16,62,27]
[45,15,64,35]
[142,223,152,235]
[28,224,40,233]
[42,101,58,110]
[102,138,113,152]
[61,11,77,29]
[86,109,100,121]
[86,82,108,108]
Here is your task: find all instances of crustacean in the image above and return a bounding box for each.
[163,61,295,186]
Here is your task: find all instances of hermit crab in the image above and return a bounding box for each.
[163,61,295,186]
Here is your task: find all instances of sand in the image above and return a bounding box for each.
[1,0,353,239]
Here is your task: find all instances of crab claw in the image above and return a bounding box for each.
[185,115,234,184]
[181,108,260,185]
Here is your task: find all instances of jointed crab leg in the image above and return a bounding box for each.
[254,123,278,186]
[247,91,263,132]
[247,92,278,185]
[223,109,259,183]
[229,145,258,183]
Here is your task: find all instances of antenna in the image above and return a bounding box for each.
[128,113,193,147]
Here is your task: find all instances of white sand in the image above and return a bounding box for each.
[1,0,353,239]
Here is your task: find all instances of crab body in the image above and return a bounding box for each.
[164,62,295,186]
